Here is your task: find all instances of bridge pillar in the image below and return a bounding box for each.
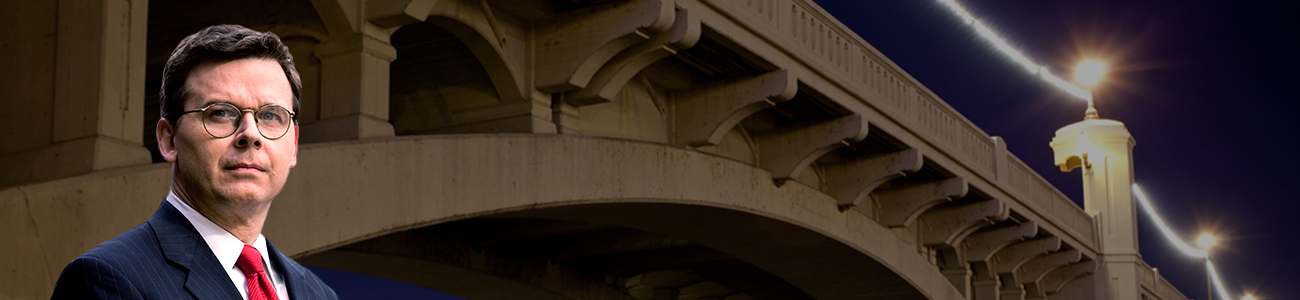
[1050,117,1138,300]
[0,0,152,188]
[305,29,399,143]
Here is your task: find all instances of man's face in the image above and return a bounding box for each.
[158,58,298,206]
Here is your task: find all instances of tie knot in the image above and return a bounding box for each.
[235,245,264,275]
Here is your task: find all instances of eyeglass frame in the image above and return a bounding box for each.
[167,102,298,140]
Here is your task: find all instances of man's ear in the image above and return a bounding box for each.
[157,118,179,162]
[289,125,298,168]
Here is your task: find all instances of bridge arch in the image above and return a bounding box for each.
[265,134,963,300]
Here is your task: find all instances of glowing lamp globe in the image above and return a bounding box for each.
[1076,60,1106,88]
[1197,233,1217,249]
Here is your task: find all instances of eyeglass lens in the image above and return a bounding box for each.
[201,104,293,139]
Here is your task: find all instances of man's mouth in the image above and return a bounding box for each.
[225,163,265,172]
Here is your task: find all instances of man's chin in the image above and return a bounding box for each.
[213,183,278,204]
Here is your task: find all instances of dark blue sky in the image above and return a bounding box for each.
[815,0,1300,299]
[309,267,461,299]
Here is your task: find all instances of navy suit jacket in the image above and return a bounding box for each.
[52,201,337,299]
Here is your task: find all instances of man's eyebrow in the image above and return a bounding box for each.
[194,100,232,109]
[194,100,289,110]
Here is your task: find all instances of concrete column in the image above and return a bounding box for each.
[1050,118,1138,300]
[942,267,972,297]
[972,278,999,300]
[0,0,150,188]
[302,30,397,143]
[551,95,582,134]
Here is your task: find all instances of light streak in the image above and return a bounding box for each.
[1136,184,1239,299]
[1209,260,1232,300]
[935,0,1092,101]
[1040,69,1092,100]
[1132,184,1207,257]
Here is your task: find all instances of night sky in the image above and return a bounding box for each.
[815,0,1300,299]
[313,1,1300,299]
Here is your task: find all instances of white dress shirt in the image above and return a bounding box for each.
[167,191,291,300]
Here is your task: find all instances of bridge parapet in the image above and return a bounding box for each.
[1139,260,1191,300]
[1003,153,1097,245]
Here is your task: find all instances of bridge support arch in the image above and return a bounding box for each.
[265,134,964,300]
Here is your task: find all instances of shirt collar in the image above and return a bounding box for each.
[166,191,272,273]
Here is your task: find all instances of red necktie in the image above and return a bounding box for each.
[236,245,281,300]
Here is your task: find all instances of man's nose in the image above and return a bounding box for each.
[232,111,263,148]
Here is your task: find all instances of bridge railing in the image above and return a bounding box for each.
[1003,153,1097,242]
[1139,259,1191,300]
[702,0,1096,248]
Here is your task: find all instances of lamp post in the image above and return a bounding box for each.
[1054,59,1145,299]
[1199,233,1217,300]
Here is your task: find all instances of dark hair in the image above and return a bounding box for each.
[159,24,301,123]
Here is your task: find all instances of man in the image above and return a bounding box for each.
[52,25,337,299]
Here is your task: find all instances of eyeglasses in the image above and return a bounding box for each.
[170,103,297,140]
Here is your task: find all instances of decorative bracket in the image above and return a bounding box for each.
[535,0,675,93]
[823,148,922,209]
[920,199,1010,248]
[756,115,868,180]
[674,70,796,147]
[993,236,1061,277]
[966,220,1037,278]
[1019,249,1082,298]
[565,8,701,105]
[1039,260,1097,296]
[367,0,440,27]
[876,177,967,227]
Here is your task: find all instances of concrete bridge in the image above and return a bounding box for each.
[1,0,1189,299]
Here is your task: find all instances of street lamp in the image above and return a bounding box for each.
[1199,233,1217,300]
[1242,295,1256,300]
[1075,60,1106,120]
[1197,233,1216,249]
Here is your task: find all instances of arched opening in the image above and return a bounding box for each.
[299,203,842,300]
[388,22,502,135]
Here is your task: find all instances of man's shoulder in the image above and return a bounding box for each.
[53,221,191,299]
[78,221,162,265]
[65,221,181,279]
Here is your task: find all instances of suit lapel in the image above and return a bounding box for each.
[268,241,311,299]
[150,201,243,300]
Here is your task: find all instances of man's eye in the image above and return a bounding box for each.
[257,111,282,122]
[210,108,237,118]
